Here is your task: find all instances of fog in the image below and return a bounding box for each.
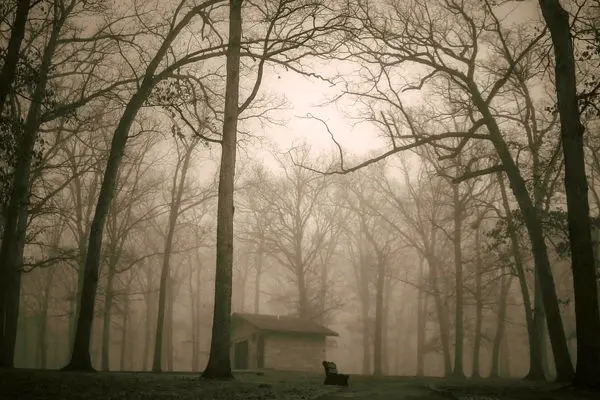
[1,0,599,389]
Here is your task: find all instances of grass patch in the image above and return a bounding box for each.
[429,378,600,400]
[0,369,339,400]
[3,369,598,400]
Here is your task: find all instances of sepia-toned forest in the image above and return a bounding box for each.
[1,0,600,393]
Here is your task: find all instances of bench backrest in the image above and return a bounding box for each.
[322,361,338,375]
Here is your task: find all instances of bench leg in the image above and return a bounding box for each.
[324,375,335,385]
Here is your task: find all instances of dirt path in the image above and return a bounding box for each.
[314,377,600,400]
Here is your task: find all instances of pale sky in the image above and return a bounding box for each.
[245,66,385,170]
[239,0,543,172]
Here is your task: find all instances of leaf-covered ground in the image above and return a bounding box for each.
[1,369,599,400]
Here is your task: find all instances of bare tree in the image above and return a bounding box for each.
[370,159,454,376]
[0,0,140,367]
[100,135,160,371]
[260,148,341,319]
[537,0,600,387]
[201,0,242,379]
[66,0,226,371]
[152,136,216,372]
[340,173,374,374]
[0,0,31,115]
[311,0,574,380]
[344,170,398,376]
[236,164,273,314]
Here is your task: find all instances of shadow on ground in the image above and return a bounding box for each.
[0,369,598,400]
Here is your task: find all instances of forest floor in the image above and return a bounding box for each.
[0,369,598,400]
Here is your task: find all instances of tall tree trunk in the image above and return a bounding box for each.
[416,257,426,377]
[38,269,55,369]
[537,0,600,387]
[382,279,392,374]
[1,203,27,368]
[191,270,198,372]
[295,252,309,318]
[490,276,512,378]
[474,93,573,380]
[361,307,371,375]
[101,260,117,371]
[239,261,248,312]
[143,288,153,371]
[373,258,385,376]
[92,319,101,369]
[497,172,543,379]
[319,260,328,322]
[119,283,131,371]
[63,89,151,371]
[165,277,174,371]
[471,229,483,378]
[451,184,465,378]
[499,331,511,377]
[70,237,88,349]
[0,11,61,367]
[0,0,31,115]
[153,143,194,372]
[63,0,218,370]
[201,0,242,379]
[68,287,77,353]
[534,273,550,380]
[193,256,203,371]
[427,251,452,376]
[254,242,263,314]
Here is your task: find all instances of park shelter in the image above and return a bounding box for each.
[230,312,339,372]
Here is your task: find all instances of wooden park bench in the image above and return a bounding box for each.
[322,360,349,386]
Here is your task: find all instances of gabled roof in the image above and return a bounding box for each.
[232,312,339,336]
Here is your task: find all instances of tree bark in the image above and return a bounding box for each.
[416,257,426,377]
[319,260,328,322]
[0,0,31,116]
[295,250,310,318]
[63,0,221,371]
[382,278,392,374]
[538,0,600,387]
[38,268,55,369]
[471,228,483,378]
[490,276,512,378]
[254,240,263,314]
[165,277,174,371]
[499,331,511,377]
[238,260,249,312]
[119,285,131,371]
[201,0,243,380]
[0,8,61,367]
[472,90,574,381]
[192,255,203,372]
[190,268,199,372]
[373,258,385,376]
[143,286,154,371]
[451,183,465,378]
[63,89,149,371]
[534,272,551,380]
[101,259,117,371]
[361,307,371,375]
[70,236,88,349]
[425,247,452,376]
